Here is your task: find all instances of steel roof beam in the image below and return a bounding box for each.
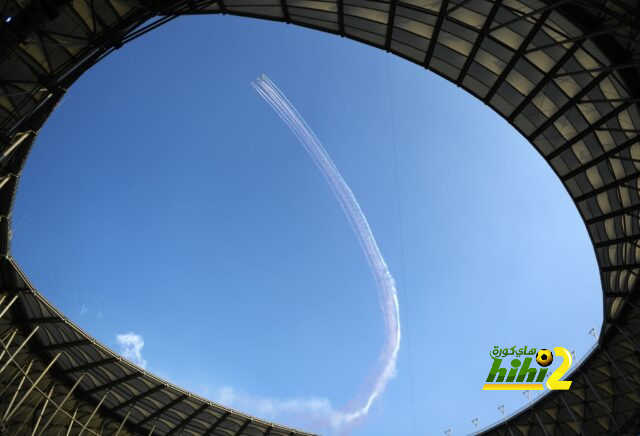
[613,323,640,353]
[559,392,584,434]
[165,403,209,435]
[384,0,397,51]
[507,41,583,124]
[456,0,502,85]
[137,394,187,428]
[585,202,640,225]
[580,98,640,104]
[0,326,39,376]
[555,62,640,78]
[109,384,165,413]
[81,372,142,396]
[597,127,640,134]
[13,317,63,325]
[489,0,572,33]
[32,383,56,435]
[533,409,550,436]
[279,0,289,22]
[3,352,60,422]
[529,72,609,141]
[40,339,91,351]
[561,135,640,182]
[485,9,552,102]
[523,25,627,55]
[78,391,109,436]
[337,0,344,35]
[233,419,252,436]
[446,0,474,15]
[595,234,640,248]
[602,348,640,398]
[114,408,133,435]
[37,373,86,435]
[582,372,620,431]
[574,170,640,203]
[204,411,230,435]
[422,0,448,69]
[59,357,118,375]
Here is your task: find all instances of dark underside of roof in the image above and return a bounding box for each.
[0,0,638,434]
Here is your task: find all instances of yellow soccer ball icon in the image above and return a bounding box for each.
[536,349,554,367]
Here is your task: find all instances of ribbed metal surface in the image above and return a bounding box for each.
[0,0,638,434]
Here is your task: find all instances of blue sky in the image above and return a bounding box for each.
[12,14,602,436]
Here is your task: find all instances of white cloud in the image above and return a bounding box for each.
[211,387,364,431]
[80,304,88,316]
[111,335,367,432]
[116,332,147,368]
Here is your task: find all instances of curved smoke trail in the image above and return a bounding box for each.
[252,74,401,428]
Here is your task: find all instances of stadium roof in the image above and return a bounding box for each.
[0,0,638,434]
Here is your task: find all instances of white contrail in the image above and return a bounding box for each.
[252,74,401,428]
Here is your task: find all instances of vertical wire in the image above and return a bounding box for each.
[386,54,416,436]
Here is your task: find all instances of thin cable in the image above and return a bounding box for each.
[386,54,416,436]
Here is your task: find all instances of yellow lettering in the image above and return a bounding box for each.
[546,347,572,390]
